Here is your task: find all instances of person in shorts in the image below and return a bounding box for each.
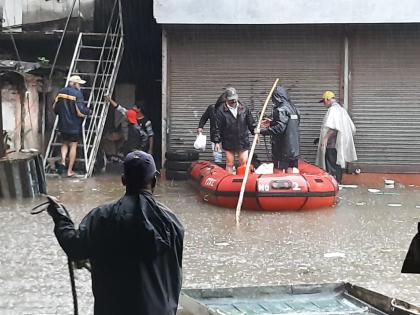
[53,75,89,177]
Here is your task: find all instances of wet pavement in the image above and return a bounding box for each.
[1,172,420,314]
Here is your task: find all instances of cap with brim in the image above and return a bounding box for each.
[227,94,238,101]
[319,90,335,102]
[69,75,86,84]
[124,151,159,185]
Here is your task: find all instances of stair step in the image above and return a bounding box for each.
[82,32,121,37]
[74,73,112,76]
[80,45,114,49]
[80,87,102,90]
[51,142,93,148]
[76,59,115,63]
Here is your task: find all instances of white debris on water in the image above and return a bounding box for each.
[339,184,358,189]
[324,252,346,258]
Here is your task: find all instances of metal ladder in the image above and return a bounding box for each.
[43,0,124,178]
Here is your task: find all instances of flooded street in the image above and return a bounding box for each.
[1,173,420,314]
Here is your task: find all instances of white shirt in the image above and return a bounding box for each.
[227,104,238,118]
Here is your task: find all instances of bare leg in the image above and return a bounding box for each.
[61,143,69,165]
[238,150,248,166]
[225,150,235,174]
[67,141,78,176]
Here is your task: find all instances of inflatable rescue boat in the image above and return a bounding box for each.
[190,160,338,211]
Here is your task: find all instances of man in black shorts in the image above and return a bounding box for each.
[54,75,90,177]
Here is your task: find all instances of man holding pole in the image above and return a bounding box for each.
[235,78,279,223]
[214,88,257,174]
[260,86,300,173]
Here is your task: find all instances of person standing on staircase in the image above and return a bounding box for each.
[53,75,89,177]
[105,96,154,155]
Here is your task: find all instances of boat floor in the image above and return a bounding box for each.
[179,283,419,315]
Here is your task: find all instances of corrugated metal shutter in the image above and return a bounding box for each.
[351,24,420,172]
[166,25,342,163]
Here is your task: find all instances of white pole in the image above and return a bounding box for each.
[235,78,279,225]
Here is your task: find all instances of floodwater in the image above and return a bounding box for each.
[1,172,420,314]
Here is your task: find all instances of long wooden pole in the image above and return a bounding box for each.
[235,78,279,225]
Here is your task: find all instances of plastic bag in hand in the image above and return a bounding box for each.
[194,133,207,151]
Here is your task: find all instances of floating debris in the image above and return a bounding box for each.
[214,242,230,247]
[324,252,346,258]
[339,184,358,189]
[384,179,395,189]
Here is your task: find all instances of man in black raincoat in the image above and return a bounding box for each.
[47,150,184,315]
[260,86,300,173]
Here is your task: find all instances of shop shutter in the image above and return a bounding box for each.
[166,25,342,164]
[351,24,420,172]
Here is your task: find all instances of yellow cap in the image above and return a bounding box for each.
[319,91,335,102]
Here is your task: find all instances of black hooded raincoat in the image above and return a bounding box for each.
[50,191,184,315]
[261,86,300,162]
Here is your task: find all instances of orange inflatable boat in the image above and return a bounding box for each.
[190,160,338,211]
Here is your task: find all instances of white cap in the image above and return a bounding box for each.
[69,75,86,84]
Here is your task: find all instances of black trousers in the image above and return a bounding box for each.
[325,148,342,183]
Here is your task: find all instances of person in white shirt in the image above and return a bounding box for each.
[315,91,357,183]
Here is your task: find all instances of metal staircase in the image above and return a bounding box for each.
[43,0,124,178]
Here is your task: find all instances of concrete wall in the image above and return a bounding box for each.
[1,73,41,151]
[154,0,420,24]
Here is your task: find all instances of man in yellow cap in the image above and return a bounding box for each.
[315,91,357,183]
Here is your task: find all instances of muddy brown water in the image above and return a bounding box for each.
[1,173,420,314]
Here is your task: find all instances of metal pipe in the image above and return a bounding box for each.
[0,79,4,158]
[161,28,168,166]
[343,36,349,110]
[48,0,78,82]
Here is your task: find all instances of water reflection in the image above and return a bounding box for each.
[0,175,419,314]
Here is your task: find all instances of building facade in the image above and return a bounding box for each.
[156,0,420,173]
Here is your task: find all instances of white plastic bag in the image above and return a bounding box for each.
[194,133,207,151]
[255,163,274,174]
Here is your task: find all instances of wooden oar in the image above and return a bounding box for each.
[235,78,279,225]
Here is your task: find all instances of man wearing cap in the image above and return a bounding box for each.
[53,75,90,177]
[46,150,184,315]
[214,88,257,173]
[105,95,154,155]
[315,91,357,183]
[197,86,235,163]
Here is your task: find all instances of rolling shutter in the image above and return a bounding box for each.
[166,25,342,163]
[350,24,420,172]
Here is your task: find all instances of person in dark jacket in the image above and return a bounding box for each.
[105,95,154,155]
[260,86,300,173]
[214,88,257,173]
[46,150,184,315]
[53,75,90,177]
[197,87,235,163]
